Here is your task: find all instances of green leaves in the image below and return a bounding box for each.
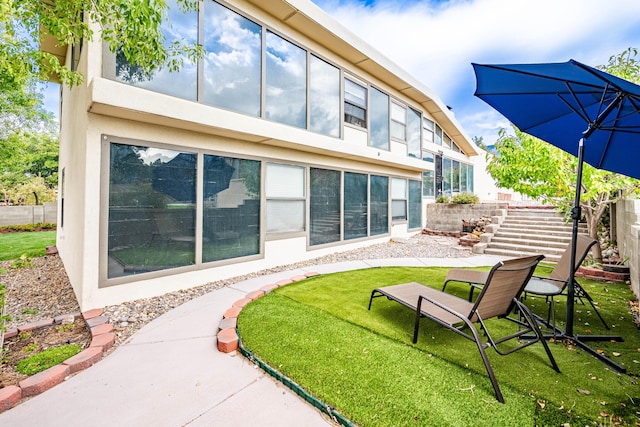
[3,0,203,87]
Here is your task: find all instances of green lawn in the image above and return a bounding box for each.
[0,231,56,261]
[238,266,640,426]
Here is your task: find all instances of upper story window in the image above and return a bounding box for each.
[435,124,443,146]
[344,78,367,128]
[423,118,434,144]
[265,30,307,128]
[115,0,198,100]
[369,87,390,150]
[203,0,261,116]
[407,107,421,158]
[443,133,452,149]
[390,102,407,140]
[310,55,340,137]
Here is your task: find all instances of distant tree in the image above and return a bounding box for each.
[0,131,59,204]
[485,48,640,261]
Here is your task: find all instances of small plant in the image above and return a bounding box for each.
[12,254,34,269]
[16,344,82,375]
[18,331,32,340]
[435,195,449,204]
[22,308,39,315]
[22,342,38,353]
[0,283,10,333]
[56,323,75,333]
[451,193,480,204]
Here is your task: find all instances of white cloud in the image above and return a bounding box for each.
[313,0,640,142]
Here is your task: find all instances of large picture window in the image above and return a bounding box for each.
[266,163,305,234]
[203,0,262,116]
[408,180,422,229]
[370,87,390,150]
[202,156,261,262]
[310,168,341,246]
[370,175,389,236]
[115,0,198,100]
[108,144,197,278]
[343,172,368,240]
[265,30,307,128]
[310,55,340,137]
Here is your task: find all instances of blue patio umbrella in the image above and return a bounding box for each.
[473,59,640,372]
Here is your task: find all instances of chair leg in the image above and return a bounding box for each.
[517,301,560,373]
[466,319,504,403]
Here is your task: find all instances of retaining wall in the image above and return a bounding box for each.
[0,202,57,226]
[426,202,508,232]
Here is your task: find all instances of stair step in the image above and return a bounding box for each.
[487,241,566,256]
[484,247,561,263]
[492,231,572,243]
[490,236,568,249]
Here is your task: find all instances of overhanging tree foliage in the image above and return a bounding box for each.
[2,0,204,87]
[485,48,640,261]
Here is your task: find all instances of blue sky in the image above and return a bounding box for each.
[44,0,640,145]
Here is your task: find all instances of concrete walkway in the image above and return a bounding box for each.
[0,255,505,426]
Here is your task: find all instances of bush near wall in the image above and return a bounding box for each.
[0,223,57,233]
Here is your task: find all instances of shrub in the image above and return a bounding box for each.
[451,193,479,204]
[16,344,82,375]
[435,195,449,204]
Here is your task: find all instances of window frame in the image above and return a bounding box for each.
[344,77,367,129]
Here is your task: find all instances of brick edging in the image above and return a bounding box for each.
[216,272,319,353]
[0,308,115,413]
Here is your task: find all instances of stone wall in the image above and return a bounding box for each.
[0,202,57,227]
[426,202,509,232]
[615,198,640,299]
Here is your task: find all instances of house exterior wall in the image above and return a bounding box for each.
[55,0,477,310]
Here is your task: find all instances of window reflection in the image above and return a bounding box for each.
[265,31,307,128]
[370,175,388,236]
[108,144,197,278]
[310,55,340,137]
[344,172,367,240]
[115,0,198,100]
[370,87,390,150]
[407,108,421,158]
[202,156,261,262]
[203,0,262,116]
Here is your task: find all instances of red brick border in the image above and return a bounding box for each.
[0,308,114,413]
[216,271,320,354]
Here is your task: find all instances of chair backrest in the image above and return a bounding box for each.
[472,255,544,321]
[549,234,598,281]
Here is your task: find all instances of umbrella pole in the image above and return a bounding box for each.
[565,138,585,337]
[562,137,626,373]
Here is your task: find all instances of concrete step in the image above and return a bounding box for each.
[484,247,562,263]
[498,222,573,233]
[492,230,573,244]
[502,214,565,222]
[486,241,567,256]
[490,236,569,250]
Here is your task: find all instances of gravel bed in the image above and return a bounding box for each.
[1,233,471,351]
